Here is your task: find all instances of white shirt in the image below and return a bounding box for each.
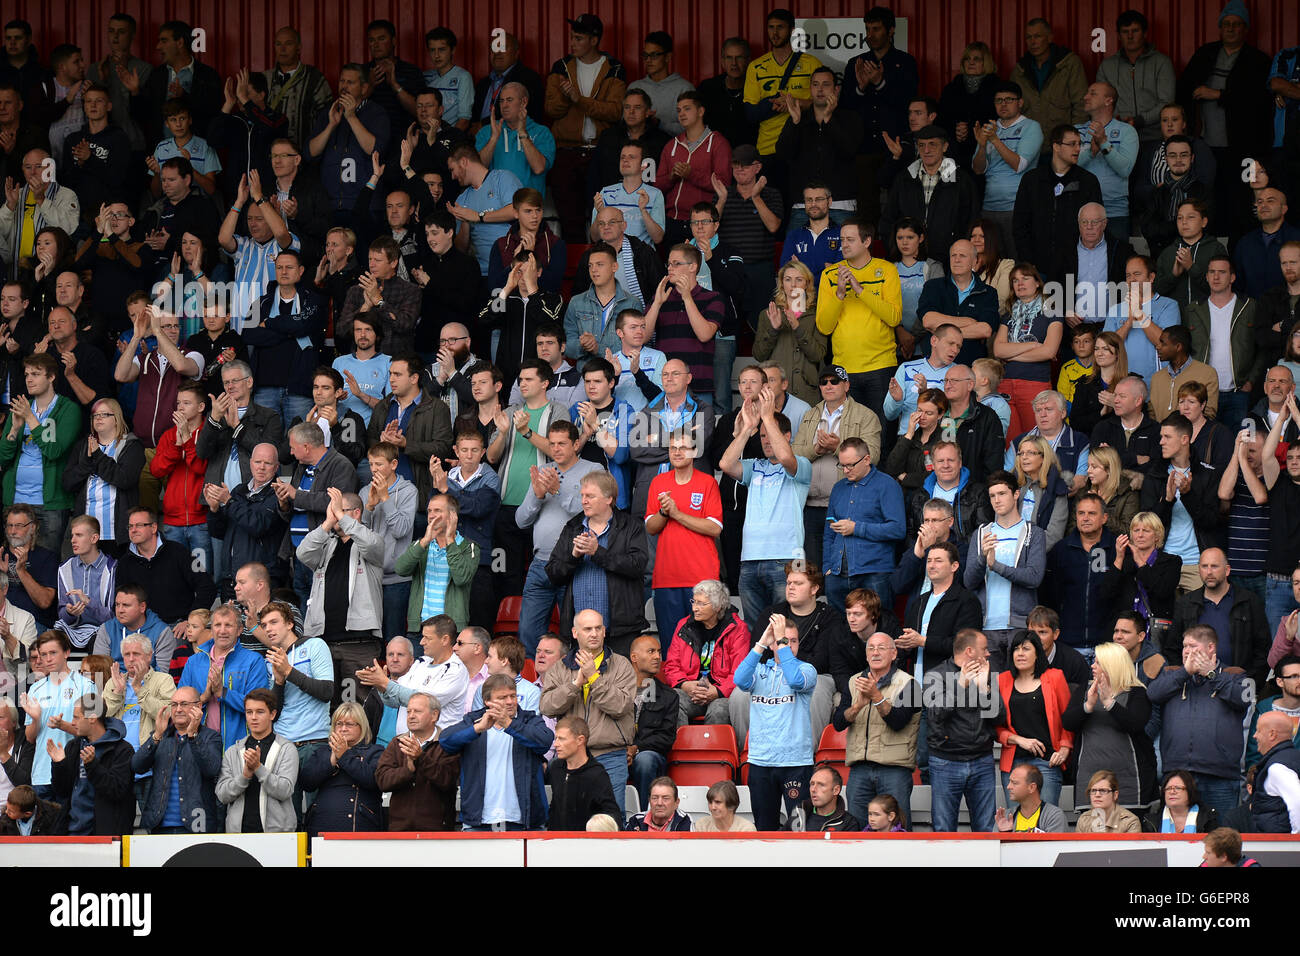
[1207,295,1236,391]
[819,401,846,435]
[574,57,606,143]
[401,654,470,732]
[1263,761,1300,833]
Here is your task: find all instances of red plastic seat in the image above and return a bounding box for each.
[494,596,523,637]
[814,725,849,784]
[520,660,537,683]
[667,725,738,788]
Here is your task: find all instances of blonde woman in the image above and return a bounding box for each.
[938,42,1000,167]
[1075,769,1143,832]
[61,397,144,554]
[1073,445,1139,536]
[1101,512,1181,624]
[754,259,826,404]
[1063,641,1157,810]
[1013,434,1070,550]
[298,702,384,838]
[1069,331,1129,435]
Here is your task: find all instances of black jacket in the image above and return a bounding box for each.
[299,742,385,838]
[546,752,622,830]
[938,72,999,168]
[0,796,66,835]
[924,656,1006,761]
[115,539,219,625]
[773,108,865,203]
[571,235,665,305]
[784,795,863,832]
[196,401,286,486]
[633,677,678,757]
[1042,529,1117,649]
[416,247,482,353]
[131,726,223,833]
[1046,640,1092,691]
[132,59,223,144]
[1092,413,1161,475]
[1,735,34,789]
[1012,163,1103,284]
[903,582,985,665]
[62,432,145,543]
[546,510,649,659]
[955,401,1006,483]
[1257,282,1300,360]
[364,389,454,504]
[51,729,136,836]
[880,160,977,262]
[1062,232,1134,287]
[1140,458,1226,554]
[1100,547,1182,622]
[208,479,289,591]
[759,600,854,696]
[1168,585,1270,686]
[473,63,547,127]
[244,286,329,397]
[907,477,992,542]
[1177,42,1274,159]
[589,118,671,196]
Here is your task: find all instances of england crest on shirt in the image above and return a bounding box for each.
[690,492,704,509]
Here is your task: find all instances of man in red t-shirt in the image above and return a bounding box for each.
[645,434,723,651]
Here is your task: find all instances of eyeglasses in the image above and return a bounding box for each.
[1089,787,1116,795]
[666,260,691,268]
[819,378,844,387]
[837,456,867,471]
[438,335,468,344]
[91,412,114,419]
[640,51,665,59]
[335,720,360,728]
[1079,219,1107,227]
[270,152,298,160]
[1281,672,1300,681]
[689,219,716,227]
[171,700,200,708]
[1163,784,1187,792]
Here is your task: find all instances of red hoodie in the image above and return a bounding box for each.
[149,422,209,528]
[655,129,732,221]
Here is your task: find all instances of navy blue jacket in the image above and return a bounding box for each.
[1234,223,1300,301]
[131,725,223,832]
[916,275,999,367]
[51,717,135,836]
[1147,667,1252,780]
[208,479,289,591]
[300,742,385,837]
[1042,528,1117,648]
[244,286,328,397]
[1251,739,1300,833]
[441,708,553,829]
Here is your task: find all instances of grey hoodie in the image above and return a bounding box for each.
[963,518,1047,629]
[215,732,299,833]
[1096,45,1176,142]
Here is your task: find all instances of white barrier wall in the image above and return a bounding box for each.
[0,838,120,868]
[124,833,304,867]
[311,835,525,867]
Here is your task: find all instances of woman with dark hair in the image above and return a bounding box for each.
[891,217,944,357]
[996,629,1072,807]
[1144,769,1220,833]
[992,262,1063,441]
[884,388,949,490]
[153,231,232,340]
[1069,331,1129,435]
[969,219,1012,306]
[61,397,144,555]
[21,226,76,318]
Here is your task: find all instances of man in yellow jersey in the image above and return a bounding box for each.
[815,216,901,421]
[743,8,820,198]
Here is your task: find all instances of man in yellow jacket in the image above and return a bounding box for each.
[815,217,902,421]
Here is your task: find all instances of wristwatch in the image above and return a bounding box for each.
[478,210,486,223]
[523,428,534,439]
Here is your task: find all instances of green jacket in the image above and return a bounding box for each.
[0,396,82,510]
[394,535,479,633]
[1186,295,1265,391]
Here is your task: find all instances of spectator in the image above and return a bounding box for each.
[577,210,664,312]
[260,27,333,153]
[473,32,546,128]
[0,503,57,630]
[50,515,113,654]
[392,494,477,639]
[0,353,79,553]
[1145,769,1221,833]
[883,388,950,492]
[1250,709,1300,833]
[627,358,715,524]
[924,628,1003,832]
[339,238,421,358]
[832,629,920,823]
[307,64,390,214]
[131,684,221,833]
[1188,256,1264,428]
[695,779,757,832]
[1235,187,1300,301]
[1144,411,1225,589]
[359,637,418,747]
[742,8,819,161]
[1012,125,1102,284]
[943,365,1006,484]
[113,506,217,637]
[570,358,637,509]
[374,690,460,831]
[1149,326,1220,422]
[442,672,552,831]
[1138,134,1214,256]
[623,634,678,805]
[1075,769,1143,832]
[995,763,1068,832]
[884,323,963,438]
[824,436,905,609]
[880,126,975,264]
[565,244,642,371]
[626,775,694,831]
[1096,10,1175,144]
[297,703,384,838]
[735,612,817,831]
[178,603,271,751]
[540,609,637,817]
[471,636,541,713]
[971,83,1042,257]
[655,91,732,245]
[1043,494,1118,653]
[91,583,174,673]
[644,244,725,398]
[996,630,1073,806]
[0,568,37,681]
[1074,83,1139,236]
[1012,435,1071,551]
[215,686,298,833]
[661,579,748,727]
[1201,826,1261,866]
[1168,547,1270,685]
[1148,625,1252,815]
[906,440,992,544]
[784,764,861,832]
[454,627,490,712]
[918,240,998,372]
[546,714,621,830]
[148,383,211,573]
[1009,18,1086,146]
[1154,199,1226,310]
[899,540,985,682]
[1091,376,1160,487]
[48,692,134,836]
[204,444,287,599]
[486,190,566,295]
[0,784,65,836]
[1,149,81,275]
[757,261,827,407]
[774,69,864,225]
[421,27,473,131]
[964,471,1047,670]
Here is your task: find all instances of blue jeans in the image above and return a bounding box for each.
[738,559,791,633]
[846,762,915,826]
[1001,759,1063,809]
[1193,773,1241,817]
[631,749,666,813]
[382,581,412,644]
[1234,573,1265,606]
[826,571,893,612]
[929,754,997,832]
[1217,389,1251,432]
[652,587,693,655]
[749,764,811,831]
[253,386,313,431]
[1266,576,1300,644]
[713,335,737,415]
[595,749,629,822]
[161,522,214,584]
[520,559,562,658]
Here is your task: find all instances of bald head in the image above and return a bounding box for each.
[948,240,975,279]
[1257,711,1294,752]
[1079,202,1106,222]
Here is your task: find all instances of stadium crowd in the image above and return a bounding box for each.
[2,4,1300,845]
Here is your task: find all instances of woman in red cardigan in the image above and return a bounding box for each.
[996,630,1073,809]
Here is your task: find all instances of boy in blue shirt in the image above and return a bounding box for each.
[149,99,221,196]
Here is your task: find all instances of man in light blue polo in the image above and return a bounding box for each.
[1103,253,1180,383]
[1076,82,1139,238]
[474,82,555,197]
[446,143,522,273]
[972,82,1041,259]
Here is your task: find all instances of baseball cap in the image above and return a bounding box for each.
[819,365,848,383]
[731,144,761,166]
[567,14,604,38]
